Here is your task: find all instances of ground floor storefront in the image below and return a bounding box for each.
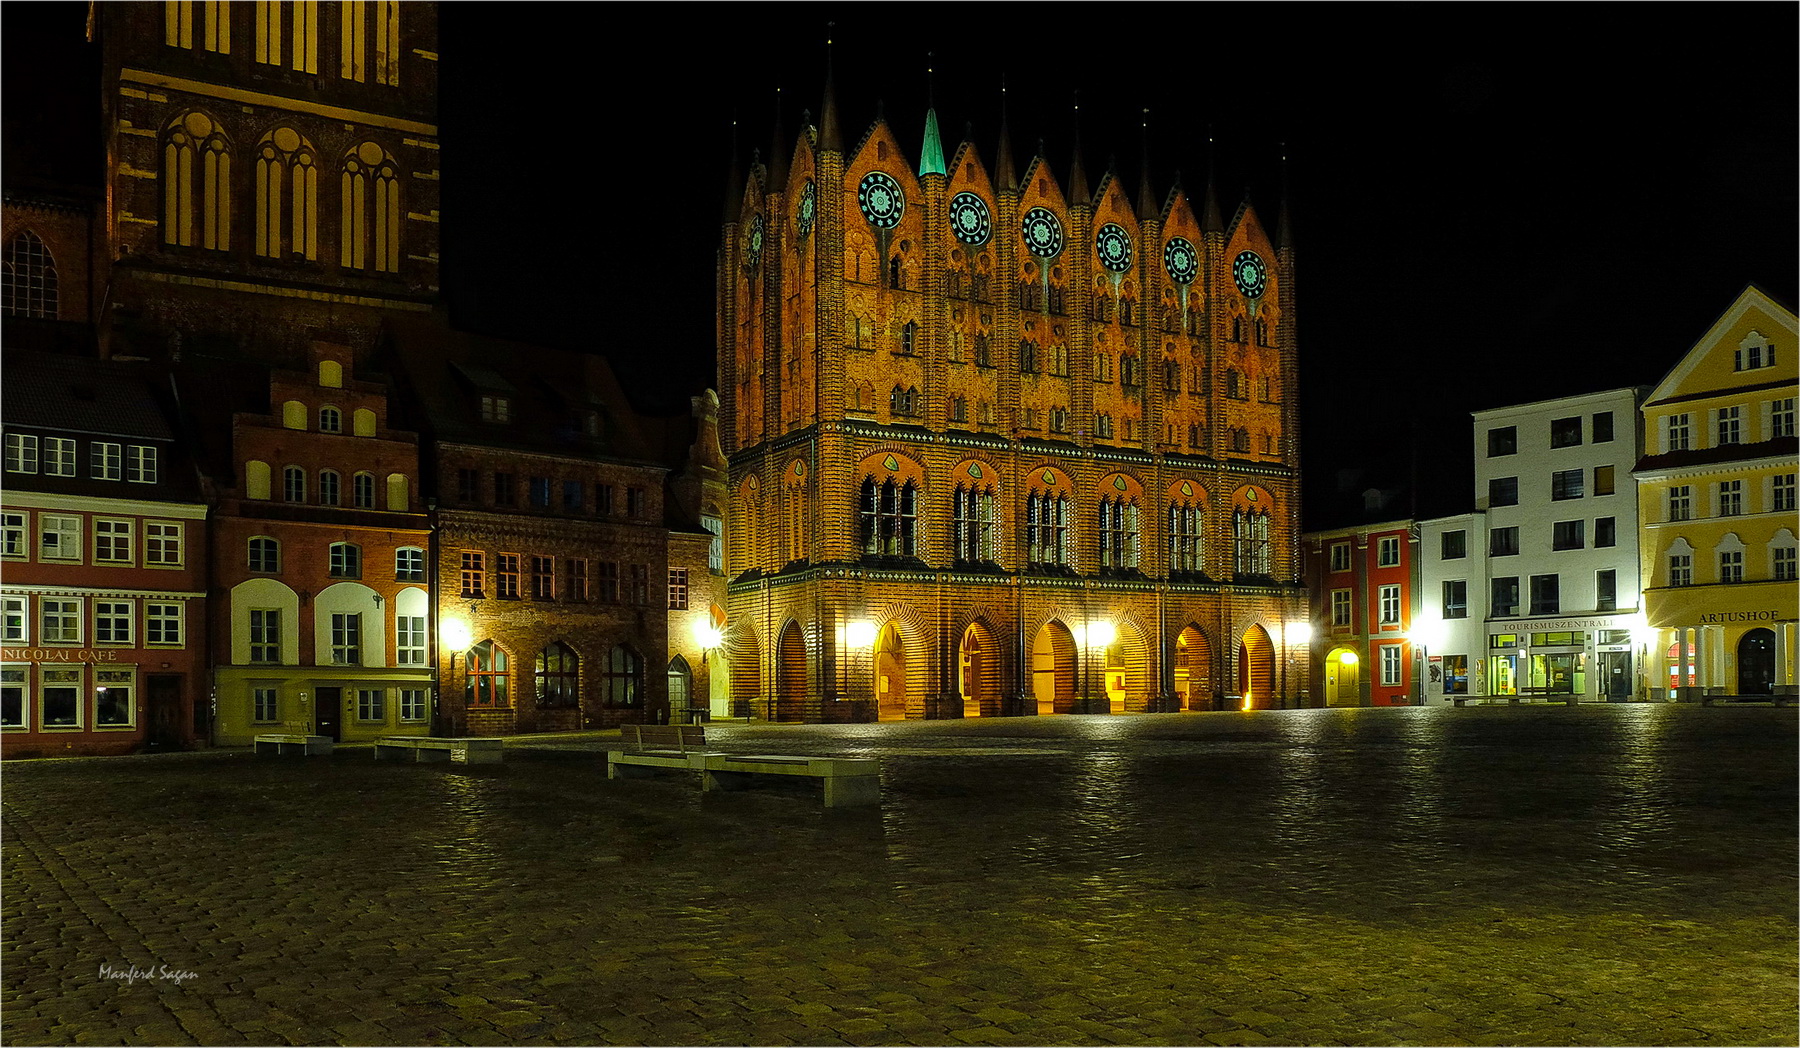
[1645,583,1797,701]
[211,666,436,746]
[2,645,206,757]
[720,573,1310,722]
[1476,612,1646,703]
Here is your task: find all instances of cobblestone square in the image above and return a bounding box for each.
[4,705,1795,1046]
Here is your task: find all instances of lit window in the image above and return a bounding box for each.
[40,515,81,561]
[460,551,485,598]
[466,640,509,708]
[395,616,425,666]
[41,597,82,644]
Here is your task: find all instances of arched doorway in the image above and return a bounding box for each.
[1032,621,1078,715]
[731,630,760,720]
[667,656,693,722]
[1238,624,1275,710]
[1738,629,1776,695]
[874,622,907,720]
[959,621,1000,717]
[1175,626,1214,711]
[776,620,807,722]
[1325,646,1361,707]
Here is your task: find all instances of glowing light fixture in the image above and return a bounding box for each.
[694,622,724,649]
[1409,613,1444,652]
[846,620,878,648]
[1337,650,1360,666]
[441,615,473,652]
[1085,620,1116,649]
[1285,620,1313,646]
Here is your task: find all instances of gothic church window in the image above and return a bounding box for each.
[340,0,401,85]
[1234,509,1272,577]
[1025,491,1070,567]
[164,112,232,251]
[255,0,319,72]
[1169,502,1205,574]
[952,483,998,563]
[1098,497,1140,570]
[255,129,318,260]
[341,141,400,273]
[858,477,917,558]
[3,232,57,319]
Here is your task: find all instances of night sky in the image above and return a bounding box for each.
[9,5,1797,526]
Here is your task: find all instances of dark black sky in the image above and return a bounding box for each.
[8,5,1797,526]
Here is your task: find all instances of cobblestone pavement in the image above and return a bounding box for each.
[3,705,1795,1047]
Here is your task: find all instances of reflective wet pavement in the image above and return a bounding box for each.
[4,705,1795,1046]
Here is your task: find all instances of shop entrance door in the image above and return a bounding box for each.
[314,687,342,740]
[146,674,184,750]
[1737,629,1776,695]
[1600,651,1633,701]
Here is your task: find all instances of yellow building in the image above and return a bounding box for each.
[1635,286,1797,700]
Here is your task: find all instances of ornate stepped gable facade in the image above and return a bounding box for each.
[718,85,1308,722]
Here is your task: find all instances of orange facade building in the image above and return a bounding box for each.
[719,86,1308,720]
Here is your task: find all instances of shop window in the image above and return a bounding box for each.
[41,668,81,728]
[95,671,135,728]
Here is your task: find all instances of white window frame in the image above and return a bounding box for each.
[39,515,80,562]
[330,612,361,665]
[41,597,82,644]
[1716,406,1741,447]
[1668,486,1692,522]
[146,602,184,647]
[1330,589,1352,627]
[1376,536,1400,567]
[94,668,136,729]
[1380,644,1403,686]
[1773,474,1796,513]
[1,512,25,559]
[91,441,122,480]
[249,608,282,663]
[398,687,427,723]
[39,665,83,730]
[1718,480,1743,517]
[2,664,27,729]
[2,596,27,644]
[1329,542,1351,573]
[5,433,39,473]
[94,518,135,564]
[43,436,77,477]
[1718,549,1744,584]
[145,521,184,566]
[126,445,159,483]
[1772,397,1797,440]
[329,542,361,578]
[356,687,385,722]
[94,599,135,645]
[249,536,281,573]
[253,686,281,723]
[396,615,425,666]
[395,546,424,582]
[1664,413,1690,453]
[1379,584,1402,625]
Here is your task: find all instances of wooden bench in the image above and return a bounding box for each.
[606,724,880,807]
[254,733,333,756]
[1516,687,1580,706]
[373,736,505,764]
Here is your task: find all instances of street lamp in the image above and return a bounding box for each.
[1409,613,1444,705]
[1081,620,1115,713]
[1283,618,1312,708]
[439,614,473,735]
[846,619,877,712]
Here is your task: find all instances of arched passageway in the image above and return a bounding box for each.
[874,622,907,720]
[776,621,807,722]
[959,622,1000,717]
[1175,626,1214,711]
[1032,621,1078,715]
[1238,624,1275,710]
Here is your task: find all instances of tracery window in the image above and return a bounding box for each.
[951,483,998,564]
[536,641,579,708]
[858,477,917,558]
[2,231,57,319]
[1098,497,1140,570]
[164,112,232,251]
[604,645,642,707]
[1169,502,1205,574]
[341,141,401,273]
[255,128,318,260]
[1026,491,1071,567]
[466,640,509,708]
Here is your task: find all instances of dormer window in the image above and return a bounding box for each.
[1736,332,1777,372]
[481,395,511,423]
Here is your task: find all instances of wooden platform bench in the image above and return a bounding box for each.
[373,736,505,764]
[254,733,333,756]
[606,724,880,807]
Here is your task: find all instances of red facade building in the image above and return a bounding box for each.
[1304,519,1418,707]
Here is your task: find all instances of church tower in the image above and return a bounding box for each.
[718,74,1307,721]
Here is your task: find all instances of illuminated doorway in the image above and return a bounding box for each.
[1237,624,1274,710]
[874,622,907,720]
[776,620,807,722]
[1738,629,1776,695]
[731,630,760,720]
[1175,626,1213,710]
[959,622,999,717]
[1325,646,1361,707]
[1031,621,1078,715]
[1103,636,1127,713]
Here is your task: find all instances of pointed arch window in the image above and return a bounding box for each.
[536,641,580,708]
[604,645,642,707]
[1026,491,1071,568]
[3,231,58,318]
[340,0,400,85]
[254,0,318,71]
[164,112,232,251]
[1234,509,1272,577]
[255,128,318,260]
[341,141,401,273]
[1169,502,1205,574]
[466,640,510,708]
[952,482,998,564]
[858,477,917,558]
[1098,497,1141,569]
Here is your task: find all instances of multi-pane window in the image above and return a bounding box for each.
[3,230,58,318]
[1668,486,1692,522]
[1025,491,1071,567]
[5,433,38,473]
[95,519,134,564]
[1376,536,1400,567]
[328,542,361,578]
[356,688,385,721]
[530,556,555,600]
[1718,480,1743,516]
[667,568,688,610]
[565,558,588,601]
[249,536,280,572]
[399,689,427,723]
[1443,580,1468,619]
[1098,498,1140,570]
[341,141,400,272]
[1772,398,1796,439]
[629,564,650,605]
[1489,477,1518,507]
[1665,413,1691,452]
[859,477,918,558]
[597,561,619,603]
[536,642,579,708]
[1775,547,1797,582]
[1552,520,1585,551]
[0,513,21,559]
[1487,427,1517,456]
[1233,510,1272,577]
[1669,553,1692,587]
[319,470,341,506]
[480,395,510,423]
[1595,517,1616,548]
[42,598,82,643]
[1595,570,1617,612]
[284,466,306,502]
[253,687,279,723]
[1549,416,1582,448]
[1491,577,1520,617]
[1718,549,1744,584]
[3,596,26,643]
[604,645,642,707]
[145,522,183,566]
[953,484,999,564]
[1378,584,1401,625]
[95,671,134,727]
[1717,406,1741,446]
[43,437,76,477]
[91,442,121,480]
[1328,542,1350,572]
[1169,503,1204,574]
[95,601,134,644]
[1440,531,1467,560]
[353,472,375,509]
[467,641,509,708]
[1330,589,1352,627]
[459,552,485,598]
[1490,527,1519,557]
[147,603,183,646]
[395,547,424,582]
[250,609,282,662]
[1551,469,1584,500]
[1380,645,1402,687]
[495,554,520,599]
[1529,574,1560,615]
[703,514,723,573]
[319,407,342,433]
[1773,474,1796,512]
[396,616,425,666]
[126,446,158,484]
[40,515,80,561]
[456,468,479,503]
[330,613,362,665]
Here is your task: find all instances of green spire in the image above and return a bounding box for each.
[918,57,945,176]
